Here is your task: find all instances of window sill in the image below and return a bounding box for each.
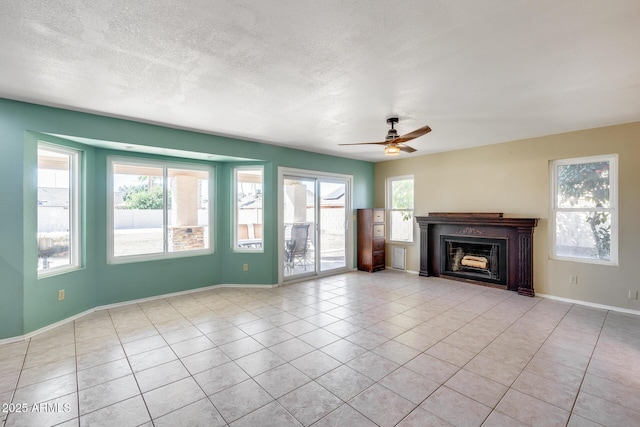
[108,249,214,265]
[38,266,82,279]
[550,255,618,267]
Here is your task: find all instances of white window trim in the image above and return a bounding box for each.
[386,175,415,243]
[549,154,618,265]
[107,156,214,264]
[38,142,82,278]
[233,165,264,252]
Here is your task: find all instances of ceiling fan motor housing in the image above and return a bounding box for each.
[386,117,400,141]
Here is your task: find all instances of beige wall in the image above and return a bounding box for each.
[375,122,640,311]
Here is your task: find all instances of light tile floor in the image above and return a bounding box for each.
[1,270,640,426]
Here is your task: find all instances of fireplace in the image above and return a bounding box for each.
[441,236,507,286]
[416,213,538,296]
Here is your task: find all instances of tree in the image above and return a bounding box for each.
[124,186,164,209]
[119,175,166,210]
[392,179,414,221]
[557,161,610,259]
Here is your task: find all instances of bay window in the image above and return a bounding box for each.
[108,157,213,263]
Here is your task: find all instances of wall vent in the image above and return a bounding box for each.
[391,246,406,270]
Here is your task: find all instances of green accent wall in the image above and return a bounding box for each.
[0,98,374,339]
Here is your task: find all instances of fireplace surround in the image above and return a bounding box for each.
[416,213,538,296]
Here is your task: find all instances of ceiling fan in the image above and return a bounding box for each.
[339,117,431,156]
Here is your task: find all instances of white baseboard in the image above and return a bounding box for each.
[536,293,640,316]
[0,334,30,346]
[96,283,225,312]
[385,265,419,275]
[0,282,277,346]
[23,308,97,341]
[391,269,640,315]
[221,283,279,289]
[403,271,640,316]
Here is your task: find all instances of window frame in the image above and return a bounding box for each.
[37,142,82,277]
[550,154,618,265]
[107,156,214,264]
[233,165,264,252]
[386,174,415,243]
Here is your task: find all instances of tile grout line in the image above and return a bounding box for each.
[564,308,608,426]
[73,319,80,427]
[3,338,32,427]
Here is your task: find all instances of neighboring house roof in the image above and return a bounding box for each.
[243,188,345,211]
[240,195,262,209]
[324,187,345,201]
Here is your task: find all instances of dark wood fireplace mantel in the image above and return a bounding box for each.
[416,213,539,296]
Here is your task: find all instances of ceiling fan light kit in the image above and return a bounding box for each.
[384,144,401,156]
[339,116,431,156]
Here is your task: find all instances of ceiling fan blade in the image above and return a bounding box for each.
[398,144,417,153]
[338,141,387,146]
[395,125,432,143]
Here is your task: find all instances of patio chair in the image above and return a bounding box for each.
[290,223,310,270]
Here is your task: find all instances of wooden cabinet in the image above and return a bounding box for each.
[357,208,385,272]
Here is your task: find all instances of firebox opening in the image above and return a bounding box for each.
[440,236,508,286]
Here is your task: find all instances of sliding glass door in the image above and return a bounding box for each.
[283,176,316,277]
[319,180,347,272]
[280,169,352,281]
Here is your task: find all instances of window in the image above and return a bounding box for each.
[37,143,81,275]
[234,167,263,250]
[387,175,414,242]
[108,157,212,263]
[551,154,617,264]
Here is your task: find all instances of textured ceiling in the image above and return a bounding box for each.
[1,0,640,161]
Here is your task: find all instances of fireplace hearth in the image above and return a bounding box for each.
[416,213,538,296]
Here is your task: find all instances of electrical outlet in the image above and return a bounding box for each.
[243,263,249,272]
[569,275,578,285]
[628,290,639,300]
[58,289,65,301]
